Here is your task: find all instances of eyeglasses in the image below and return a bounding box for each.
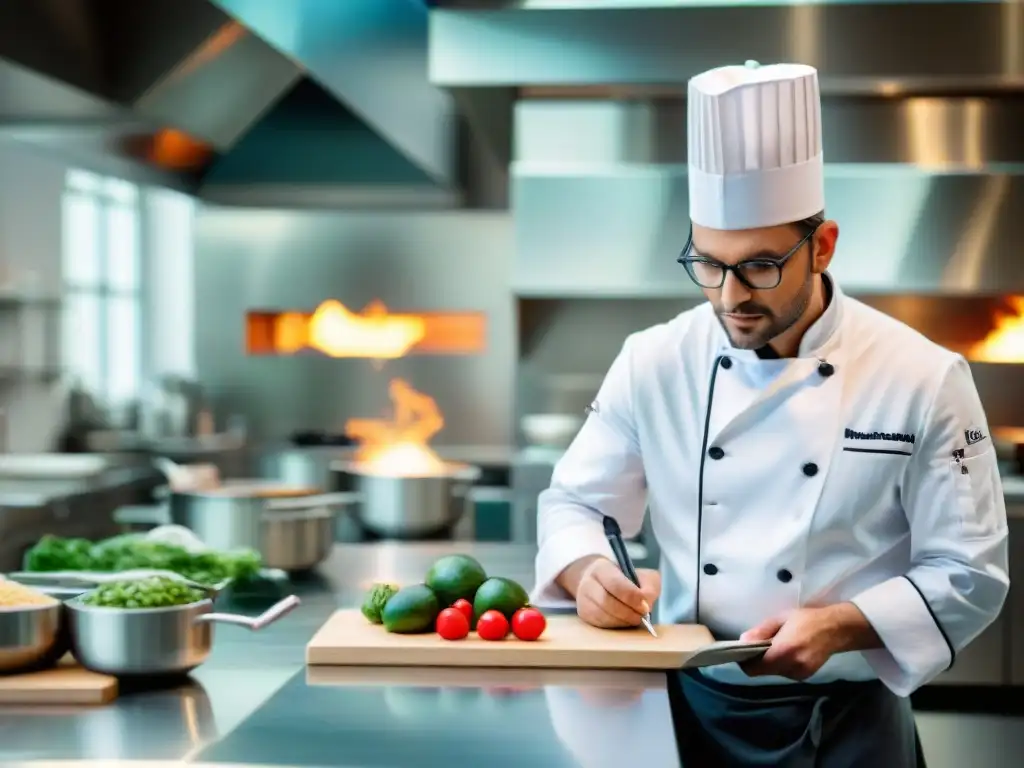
[677,226,818,290]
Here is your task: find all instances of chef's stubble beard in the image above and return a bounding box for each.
[720,269,814,350]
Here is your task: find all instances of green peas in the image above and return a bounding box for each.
[81,576,206,609]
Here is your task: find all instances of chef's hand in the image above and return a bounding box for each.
[738,603,879,681]
[574,557,661,629]
[736,614,827,680]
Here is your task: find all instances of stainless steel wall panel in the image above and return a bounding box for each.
[194,209,515,447]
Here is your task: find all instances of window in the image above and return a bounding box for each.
[145,187,196,379]
[61,169,142,407]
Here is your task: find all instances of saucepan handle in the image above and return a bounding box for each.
[113,504,171,526]
[449,485,512,503]
[264,492,363,511]
[193,594,301,630]
[465,487,512,504]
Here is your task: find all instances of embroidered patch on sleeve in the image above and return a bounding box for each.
[964,427,987,446]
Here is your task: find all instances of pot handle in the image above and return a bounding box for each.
[465,487,512,504]
[194,594,301,630]
[265,492,363,511]
[113,504,171,526]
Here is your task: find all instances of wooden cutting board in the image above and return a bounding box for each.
[0,656,118,705]
[306,609,714,670]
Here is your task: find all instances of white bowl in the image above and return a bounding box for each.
[521,414,584,449]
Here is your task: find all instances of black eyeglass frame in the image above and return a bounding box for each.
[676,225,818,290]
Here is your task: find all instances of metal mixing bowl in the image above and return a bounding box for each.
[66,594,301,677]
[0,602,65,674]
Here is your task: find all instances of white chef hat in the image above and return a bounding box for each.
[687,60,824,231]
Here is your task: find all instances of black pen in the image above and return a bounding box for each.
[602,516,658,637]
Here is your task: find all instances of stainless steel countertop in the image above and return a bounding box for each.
[262,442,520,463]
[261,442,566,468]
[0,542,681,768]
[0,466,159,508]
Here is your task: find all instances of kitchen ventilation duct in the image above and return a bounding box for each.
[429,1,1023,92]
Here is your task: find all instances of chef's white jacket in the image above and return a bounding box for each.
[532,275,1010,697]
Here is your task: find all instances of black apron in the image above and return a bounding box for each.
[668,670,926,767]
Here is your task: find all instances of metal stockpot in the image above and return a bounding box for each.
[167,481,348,571]
[0,602,65,674]
[330,461,481,539]
[66,594,300,676]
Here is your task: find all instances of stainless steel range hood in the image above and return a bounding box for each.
[429,1,1023,92]
[211,0,455,187]
[428,0,1024,295]
[511,98,1024,297]
[203,0,482,208]
[0,0,301,190]
[0,52,199,192]
[0,0,468,206]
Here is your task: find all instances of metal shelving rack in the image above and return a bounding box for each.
[0,288,63,383]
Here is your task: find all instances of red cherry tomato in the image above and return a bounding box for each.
[436,607,470,641]
[451,599,473,624]
[511,607,547,641]
[476,610,509,641]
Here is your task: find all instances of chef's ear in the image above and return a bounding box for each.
[810,220,840,273]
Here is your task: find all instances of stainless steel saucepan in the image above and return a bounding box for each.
[66,594,300,676]
[0,601,65,675]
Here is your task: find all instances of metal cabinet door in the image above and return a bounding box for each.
[1009,517,1024,685]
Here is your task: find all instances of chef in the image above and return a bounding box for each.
[531,60,1010,766]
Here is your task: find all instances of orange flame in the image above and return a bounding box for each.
[148,128,213,170]
[345,378,446,477]
[970,297,1024,363]
[248,299,472,476]
[309,299,425,360]
[246,301,485,358]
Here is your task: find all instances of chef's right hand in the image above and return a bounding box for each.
[572,557,661,629]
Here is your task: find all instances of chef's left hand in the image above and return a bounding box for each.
[737,606,846,681]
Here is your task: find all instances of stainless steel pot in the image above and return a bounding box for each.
[66,594,300,676]
[261,502,335,572]
[167,481,349,571]
[0,602,64,674]
[330,460,481,539]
